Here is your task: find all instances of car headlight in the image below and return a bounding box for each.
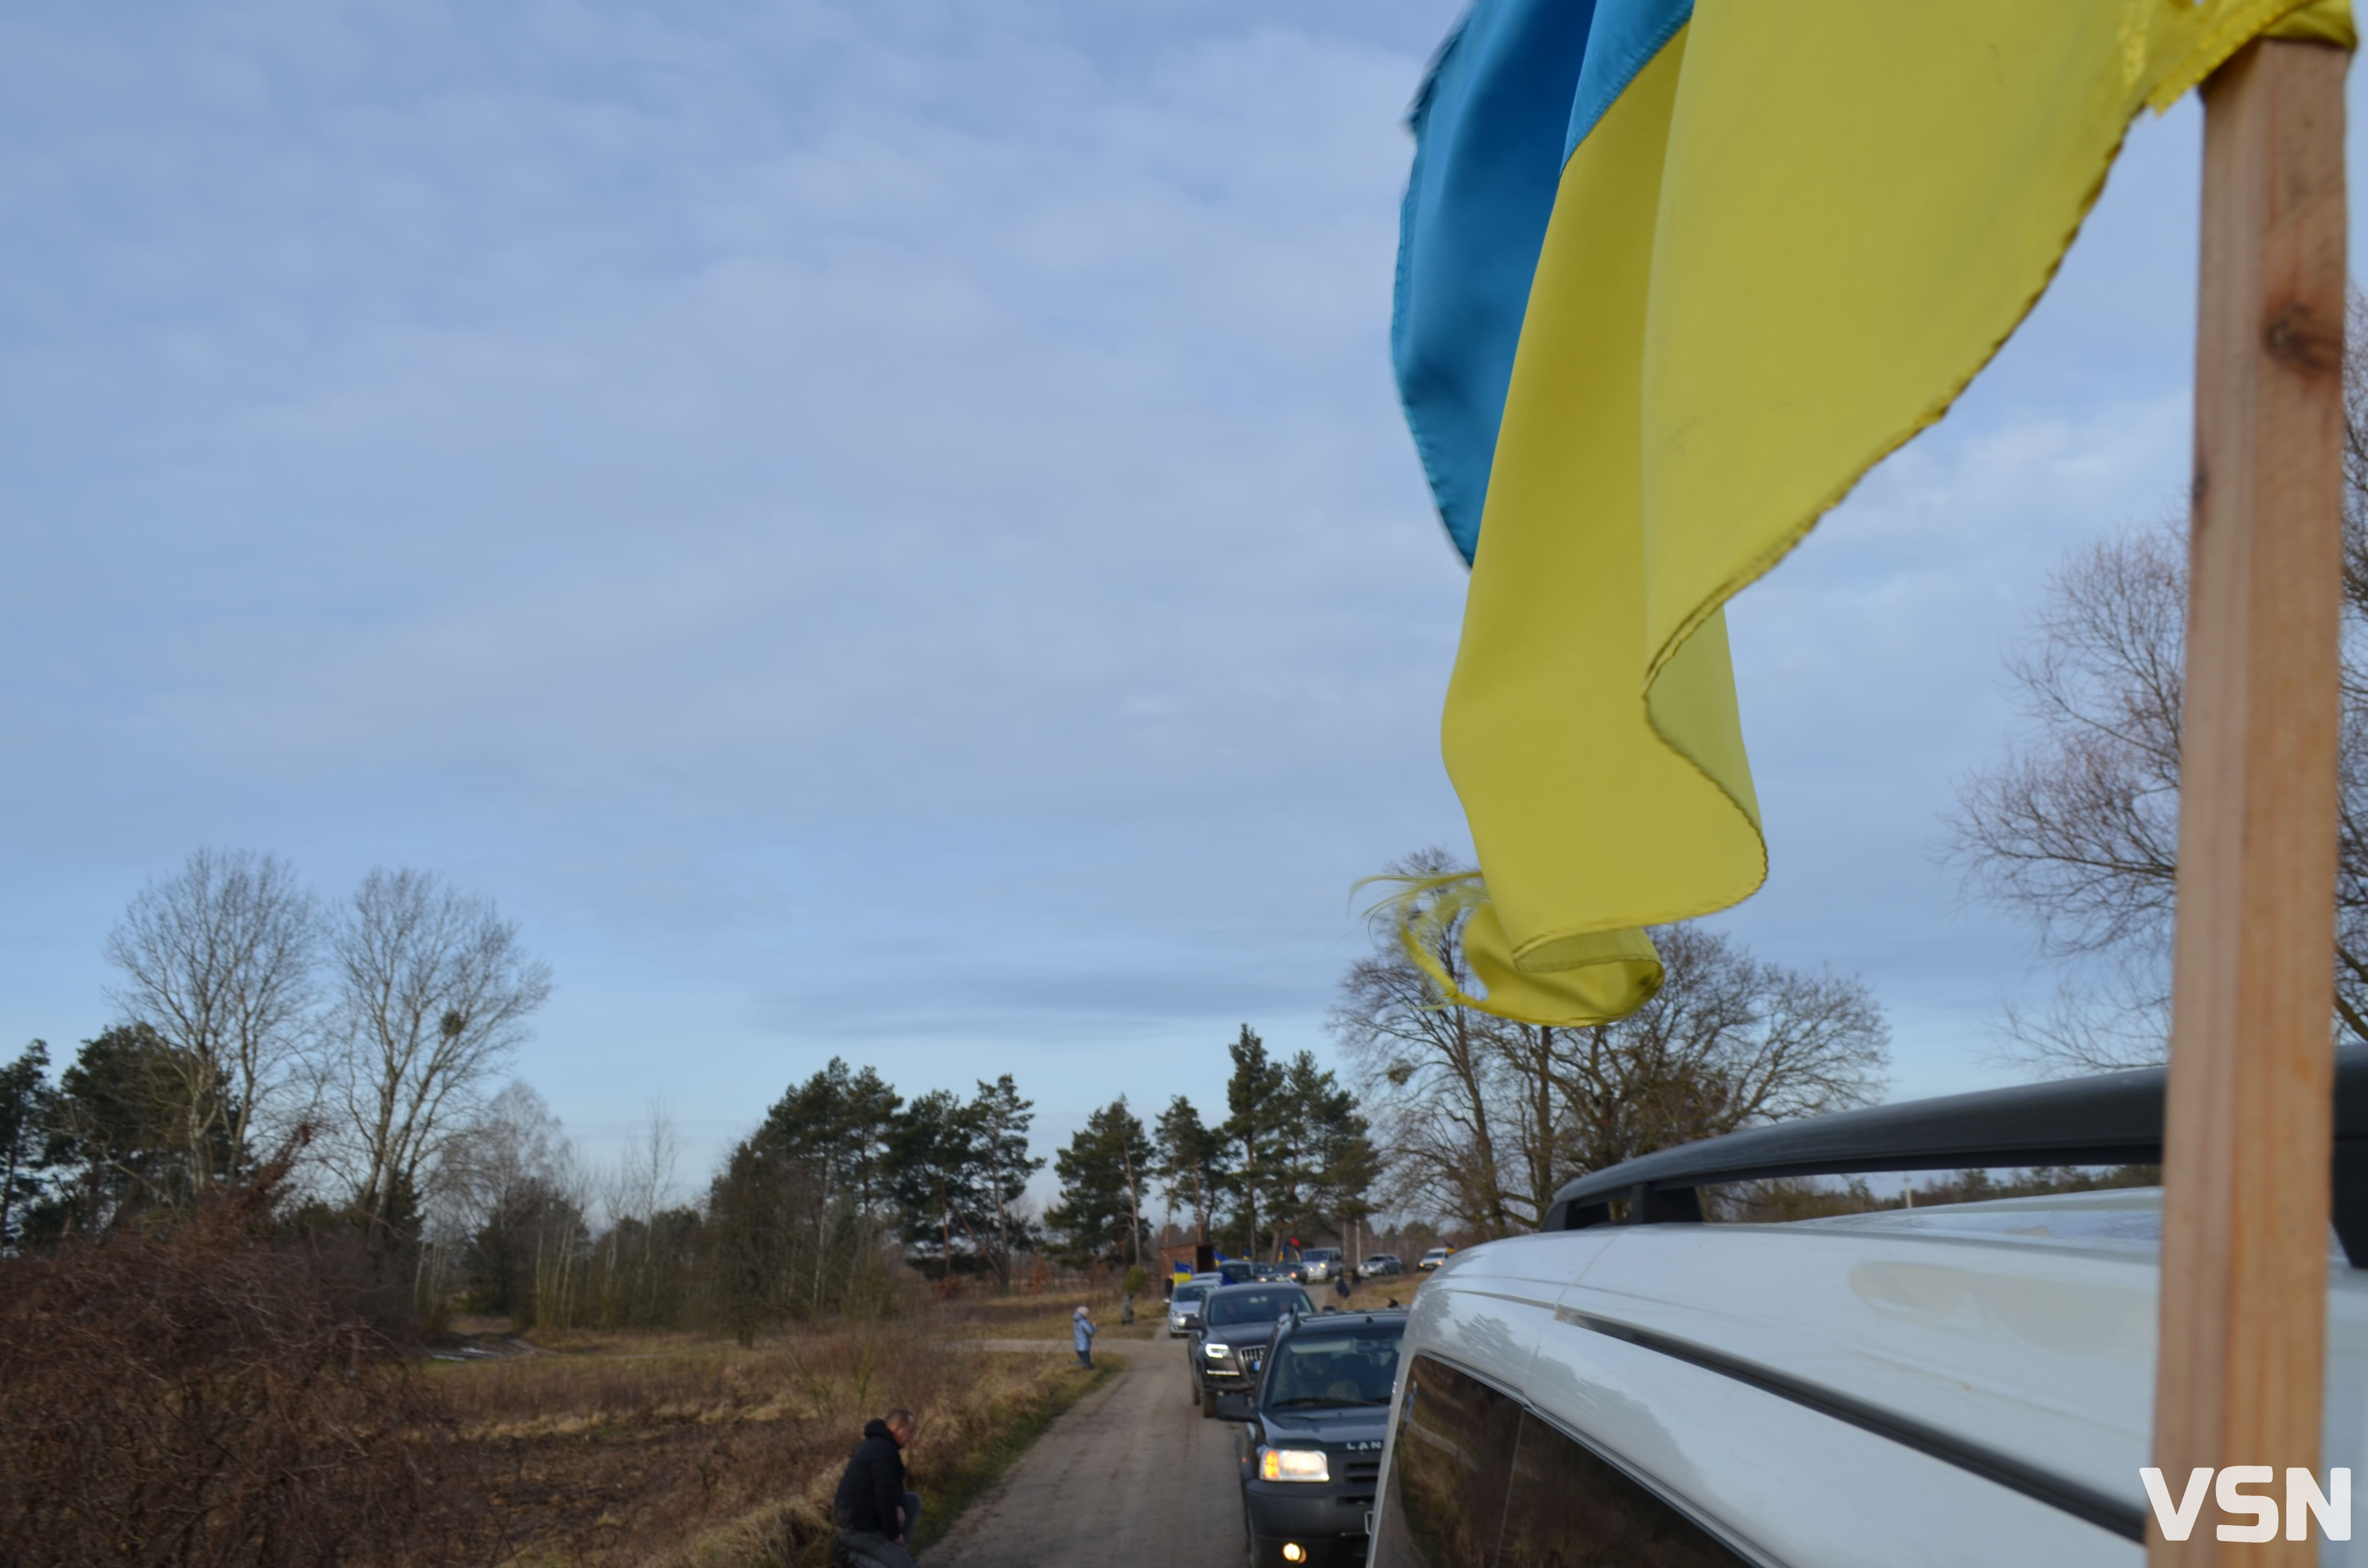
[1258,1447,1330,1482]
[1203,1342,1231,1359]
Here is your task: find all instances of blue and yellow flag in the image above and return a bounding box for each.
[1392,0,2352,1027]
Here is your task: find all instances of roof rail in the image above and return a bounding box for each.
[1541,1046,2368,1266]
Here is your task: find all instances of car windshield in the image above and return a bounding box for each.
[1264,1330,1403,1408]
[1205,1288,1307,1326]
[1172,1285,1210,1307]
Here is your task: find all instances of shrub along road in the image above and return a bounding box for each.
[923,1344,1245,1567]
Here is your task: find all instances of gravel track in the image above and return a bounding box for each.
[922,1344,1242,1567]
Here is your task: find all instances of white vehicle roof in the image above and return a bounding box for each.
[1393,1190,2368,1567]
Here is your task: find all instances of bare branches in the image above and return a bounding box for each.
[1332,852,1887,1235]
[0,1172,479,1567]
[1331,849,1516,1236]
[326,867,553,1229]
[101,849,319,1191]
[1551,926,1887,1179]
[1948,523,2187,965]
[1949,302,2368,1071]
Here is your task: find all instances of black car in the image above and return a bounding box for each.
[1234,1310,1406,1568]
[1189,1282,1316,1417]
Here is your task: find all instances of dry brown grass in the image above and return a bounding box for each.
[432,1321,1105,1567]
[0,1210,1122,1568]
[933,1277,1168,1342]
[1338,1273,1422,1312]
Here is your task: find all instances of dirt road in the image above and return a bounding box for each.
[923,1342,1244,1567]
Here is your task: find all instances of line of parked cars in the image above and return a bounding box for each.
[1172,1243,1458,1297]
[1178,1270,1409,1568]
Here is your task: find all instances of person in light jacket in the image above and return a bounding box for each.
[1072,1304,1097,1368]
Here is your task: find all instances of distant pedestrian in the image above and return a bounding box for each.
[1332,1274,1352,1303]
[1072,1304,1097,1368]
[832,1408,921,1568]
[1120,1292,1136,1325]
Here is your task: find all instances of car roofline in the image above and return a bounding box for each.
[1545,1044,2368,1265]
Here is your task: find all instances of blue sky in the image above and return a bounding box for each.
[2,2,2356,1196]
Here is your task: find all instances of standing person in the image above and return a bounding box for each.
[1072,1303,1097,1369]
[1332,1274,1352,1304]
[833,1408,922,1568]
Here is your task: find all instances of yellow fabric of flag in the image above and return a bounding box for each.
[1435,0,2353,1026]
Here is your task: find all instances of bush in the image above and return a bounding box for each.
[0,1184,479,1568]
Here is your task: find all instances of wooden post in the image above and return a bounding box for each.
[2151,37,2348,1566]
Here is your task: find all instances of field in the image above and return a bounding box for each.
[421,1308,1116,1567]
[422,1273,1406,1563]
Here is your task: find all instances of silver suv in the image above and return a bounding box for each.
[1292,1247,1345,1285]
[1166,1274,1222,1339]
[1371,1055,2368,1565]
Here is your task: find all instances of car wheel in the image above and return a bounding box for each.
[1200,1383,1218,1419]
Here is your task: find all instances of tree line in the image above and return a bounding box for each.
[2,838,1905,1331]
[0,845,1386,1337]
[0,850,549,1251]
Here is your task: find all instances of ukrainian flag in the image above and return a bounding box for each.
[1392,0,2353,1027]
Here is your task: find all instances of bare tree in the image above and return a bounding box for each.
[1331,850,1519,1237]
[604,1099,681,1324]
[325,868,552,1228]
[101,849,318,1190]
[1551,925,1889,1177]
[1949,511,2368,1065]
[1952,300,2368,1071]
[1335,852,1887,1236]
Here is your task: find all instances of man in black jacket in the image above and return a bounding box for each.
[832,1409,920,1568]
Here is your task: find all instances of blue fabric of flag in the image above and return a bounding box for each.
[1390,0,1598,564]
[1391,0,1693,565]
[1565,0,1695,158]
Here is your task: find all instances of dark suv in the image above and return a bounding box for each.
[1236,1310,1406,1568]
[1190,1282,1316,1417]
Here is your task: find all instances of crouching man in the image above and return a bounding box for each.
[833,1407,921,1568]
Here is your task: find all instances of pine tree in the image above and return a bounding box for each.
[968,1074,1042,1291]
[1047,1096,1154,1268]
[1221,1026,1286,1256]
[1153,1094,1227,1245]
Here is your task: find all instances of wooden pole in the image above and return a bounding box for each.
[2152,36,2348,1566]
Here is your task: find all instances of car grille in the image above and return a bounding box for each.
[1239,1346,1265,1371]
[1344,1457,1381,1482]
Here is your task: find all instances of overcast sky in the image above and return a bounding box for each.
[6,2,2363,1199]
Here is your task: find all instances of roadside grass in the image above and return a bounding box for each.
[425,1321,1110,1566]
[936,1280,1163,1342]
[1338,1274,1421,1313]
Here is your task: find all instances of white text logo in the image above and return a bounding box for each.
[2139,1468,2352,1542]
